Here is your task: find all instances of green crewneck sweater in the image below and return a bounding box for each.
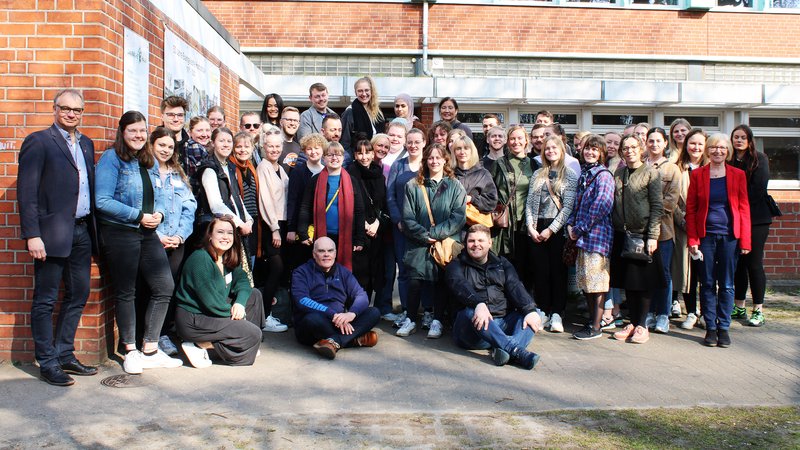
[176,249,251,317]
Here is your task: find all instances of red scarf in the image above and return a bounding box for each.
[229,156,263,256]
[313,168,355,270]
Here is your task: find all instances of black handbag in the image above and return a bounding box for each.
[767,195,782,217]
[620,169,652,263]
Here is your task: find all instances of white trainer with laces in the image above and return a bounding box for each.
[123,350,143,375]
[396,318,416,337]
[421,311,434,330]
[681,313,698,330]
[263,314,288,333]
[671,300,682,318]
[654,314,670,334]
[140,349,183,369]
[427,320,443,339]
[182,342,212,368]
[549,313,564,333]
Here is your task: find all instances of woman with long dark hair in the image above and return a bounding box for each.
[730,124,772,327]
[176,216,265,367]
[438,97,473,140]
[259,93,284,127]
[95,111,182,373]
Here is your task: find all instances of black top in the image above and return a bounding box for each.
[731,151,772,226]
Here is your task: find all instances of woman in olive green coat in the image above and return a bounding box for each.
[397,143,466,339]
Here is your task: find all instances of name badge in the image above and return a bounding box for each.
[225,273,232,284]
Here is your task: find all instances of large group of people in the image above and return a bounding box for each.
[18,83,776,386]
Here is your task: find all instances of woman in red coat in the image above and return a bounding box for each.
[686,133,751,348]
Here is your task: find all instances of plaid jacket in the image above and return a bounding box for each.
[567,164,614,256]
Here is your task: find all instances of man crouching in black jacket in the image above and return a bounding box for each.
[446,224,544,369]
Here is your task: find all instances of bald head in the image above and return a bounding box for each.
[312,237,337,271]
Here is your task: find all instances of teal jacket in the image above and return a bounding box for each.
[176,249,252,317]
[401,176,466,281]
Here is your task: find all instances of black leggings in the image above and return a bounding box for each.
[407,278,447,323]
[625,290,651,327]
[734,223,770,305]
[256,254,283,316]
[529,220,567,316]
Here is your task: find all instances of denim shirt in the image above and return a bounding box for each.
[95,148,165,228]
[150,166,197,241]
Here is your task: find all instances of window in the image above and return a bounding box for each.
[717,0,752,6]
[758,137,800,181]
[772,0,800,7]
[519,113,578,126]
[456,112,506,125]
[592,114,649,126]
[631,0,678,5]
[664,115,720,128]
[750,117,800,128]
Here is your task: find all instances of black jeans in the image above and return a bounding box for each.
[735,223,770,305]
[294,307,381,348]
[101,225,174,346]
[31,222,92,369]
[529,219,567,316]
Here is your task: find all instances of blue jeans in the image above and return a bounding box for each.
[452,308,534,353]
[31,222,92,369]
[650,239,674,316]
[699,234,739,331]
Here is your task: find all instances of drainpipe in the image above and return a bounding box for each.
[421,0,432,76]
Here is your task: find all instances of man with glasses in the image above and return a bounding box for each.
[279,106,302,169]
[161,95,189,145]
[240,111,263,165]
[18,89,98,386]
[298,82,335,140]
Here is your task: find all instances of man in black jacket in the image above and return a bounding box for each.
[445,224,543,370]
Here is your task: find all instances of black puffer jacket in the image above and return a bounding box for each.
[445,250,537,318]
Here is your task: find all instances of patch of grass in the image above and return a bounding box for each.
[768,299,800,323]
[538,406,800,449]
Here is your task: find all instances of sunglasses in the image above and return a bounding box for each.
[243,123,261,130]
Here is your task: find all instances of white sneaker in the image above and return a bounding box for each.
[427,319,443,339]
[681,313,698,330]
[396,318,416,337]
[671,300,682,318]
[537,309,546,326]
[697,316,706,329]
[645,313,656,330]
[421,311,434,330]
[181,342,212,368]
[263,314,288,333]
[123,350,143,374]
[158,335,178,356]
[542,315,551,329]
[549,313,564,333]
[381,312,401,322]
[654,314,670,334]
[139,349,183,369]
[392,311,408,328]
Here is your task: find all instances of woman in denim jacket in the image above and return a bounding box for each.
[95,111,182,374]
[148,127,198,355]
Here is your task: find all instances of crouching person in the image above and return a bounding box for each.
[446,225,543,369]
[175,216,265,368]
[292,237,381,359]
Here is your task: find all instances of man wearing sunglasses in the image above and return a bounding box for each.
[18,89,98,386]
[240,111,263,165]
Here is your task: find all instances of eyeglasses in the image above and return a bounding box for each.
[243,123,261,130]
[56,105,84,115]
[164,112,185,119]
[707,146,728,151]
[621,146,640,152]
[324,153,343,159]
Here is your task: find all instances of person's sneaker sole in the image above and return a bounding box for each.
[490,348,510,366]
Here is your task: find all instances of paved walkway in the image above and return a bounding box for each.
[1,294,798,448]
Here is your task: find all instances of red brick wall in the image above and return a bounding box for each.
[203,1,800,58]
[766,191,800,281]
[0,0,241,363]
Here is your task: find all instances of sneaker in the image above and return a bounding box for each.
[537,309,546,326]
[396,318,417,337]
[630,325,650,344]
[490,347,510,366]
[158,335,178,356]
[697,315,706,330]
[139,349,183,369]
[600,317,616,330]
[573,326,602,340]
[123,350,143,375]
[654,314,670,334]
[421,311,434,330]
[427,319,443,339]
[549,313,564,333]
[731,306,747,319]
[717,329,731,348]
[510,347,541,370]
[542,315,551,329]
[680,313,698,330]
[614,314,625,328]
[263,314,288,333]
[613,323,635,341]
[313,338,339,360]
[645,313,656,330]
[181,342,212,368]
[747,310,765,327]
[671,300,682,318]
[381,312,401,322]
[703,329,718,347]
[355,330,378,347]
[392,311,408,328]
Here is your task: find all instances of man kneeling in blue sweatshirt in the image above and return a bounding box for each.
[291,237,381,359]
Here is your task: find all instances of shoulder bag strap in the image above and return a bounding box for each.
[622,168,628,232]
[545,179,562,211]
[419,183,436,226]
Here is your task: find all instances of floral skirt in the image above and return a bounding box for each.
[576,250,610,294]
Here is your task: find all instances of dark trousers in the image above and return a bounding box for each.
[175,290,265,366]
[31,222,92,369]
[100,226,174,346]
[407,278,447,323]
[159,244,185,336]
[294,307,380,348]
[452,308,534,353]
[529,220,567,316]
[735,223,769,305]
[511,229,535,291]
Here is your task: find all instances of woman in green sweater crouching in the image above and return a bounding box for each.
[175,216,265,367]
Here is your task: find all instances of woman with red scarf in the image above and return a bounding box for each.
[298,142,365,270]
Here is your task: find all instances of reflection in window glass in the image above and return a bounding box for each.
[718,0,751,5]
[664,116,720,128]
[773,0,800,7]
[457,112,505,124]
[750,117,800,128]
[566,0,613,2]
[592,114,649,126]
[519,113,578,125]
[760,137,800,181]
[632,0,678,4]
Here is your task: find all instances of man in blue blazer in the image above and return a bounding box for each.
[18,89,98,386]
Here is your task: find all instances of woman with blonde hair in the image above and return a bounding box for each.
[668,118,691,162]
[341,76,385,154]
[525,136,578,333]
[451,135,498,232]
